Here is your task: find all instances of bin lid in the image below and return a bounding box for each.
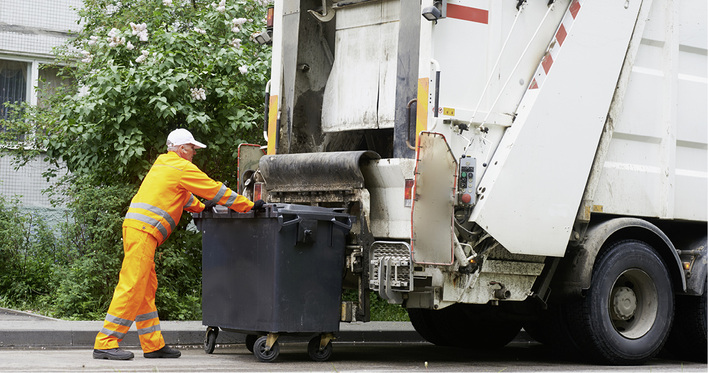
[193,203,350,221]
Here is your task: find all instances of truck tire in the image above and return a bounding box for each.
[408,304,521,349]
[407,308,452,346]
[664,289,707,362]
[565,240,674,365]
[454,304,521,348]
[523,302,582,359]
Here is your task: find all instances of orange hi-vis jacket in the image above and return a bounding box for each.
[123,151,253,244]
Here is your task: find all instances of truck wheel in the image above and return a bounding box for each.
[407,308,449,346]
[664,289,707,362]
[253,336,279,362]
[523,303,582,358]
[454,304,521,348]
[566,240,674,365]
[409,304,520,348]
[204,327,218,354]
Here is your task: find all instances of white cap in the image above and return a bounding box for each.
[166,128,207,149]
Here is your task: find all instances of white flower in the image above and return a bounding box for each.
[80,50,93,63]
[193,27,207,35]
[135,50,149,63]
[77,85,91,97]
[231,26,240,33]
[232,17,247,26]
[109,37,125,48]
[190,87,207,101]
[238,65,248,74]
[106,28,126,47]
[212,0,226,12]
[130,22,149,42]
[88,35,99,46]
[130,22,146,35]
[230,38,241,48]
[126,41,135,50]
[162,0,173,6]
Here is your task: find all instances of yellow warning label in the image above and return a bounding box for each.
[592,205,604,212]
[443,107,455,116]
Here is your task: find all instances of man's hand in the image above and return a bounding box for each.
[203,200,217,211]
[252,199,265,211]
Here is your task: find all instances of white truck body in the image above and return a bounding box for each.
[253,0,706,364]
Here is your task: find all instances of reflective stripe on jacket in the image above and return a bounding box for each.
[123,151,253,243]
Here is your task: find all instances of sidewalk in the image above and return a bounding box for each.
[0,307,424,348]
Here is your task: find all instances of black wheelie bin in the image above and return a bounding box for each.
[193,203,352,362]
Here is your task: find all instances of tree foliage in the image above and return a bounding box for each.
[6,0,271,185]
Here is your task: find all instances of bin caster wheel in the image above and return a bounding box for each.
[308,336,333,362]
[254,336,279,362]
[245,334,258,353]
[204,327,219,354]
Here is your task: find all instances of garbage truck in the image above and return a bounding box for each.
[239,0,707,365]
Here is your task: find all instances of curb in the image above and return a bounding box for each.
[0,321,425,349]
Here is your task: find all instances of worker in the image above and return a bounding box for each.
[93,128,264,360]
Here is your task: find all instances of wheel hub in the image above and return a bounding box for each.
[612,286,637,321]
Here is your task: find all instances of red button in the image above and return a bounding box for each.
[461,193,472,204]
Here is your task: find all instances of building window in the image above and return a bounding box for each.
[0,59,28,120]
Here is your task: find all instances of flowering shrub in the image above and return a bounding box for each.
[18,0,272,185]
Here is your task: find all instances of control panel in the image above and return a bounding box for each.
[458,156,476,205]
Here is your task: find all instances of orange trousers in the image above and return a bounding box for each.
[94,227,165,353]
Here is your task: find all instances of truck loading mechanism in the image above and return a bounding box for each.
[244,0,707,365]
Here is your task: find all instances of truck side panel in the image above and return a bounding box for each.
[593,0,707,220]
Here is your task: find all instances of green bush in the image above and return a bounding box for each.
[0,197,61,310]
[343,290,410,322]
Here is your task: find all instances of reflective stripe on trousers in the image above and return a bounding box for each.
[94,227,165,353]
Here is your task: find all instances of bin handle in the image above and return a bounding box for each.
[331,217,352,231]
[278,215,302,228]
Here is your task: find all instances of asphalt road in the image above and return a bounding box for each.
[1,341,705,372]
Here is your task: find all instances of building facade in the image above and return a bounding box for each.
[0,0,81,213]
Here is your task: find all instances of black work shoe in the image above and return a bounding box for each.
[144,345,181,358]
[93,348,134,360]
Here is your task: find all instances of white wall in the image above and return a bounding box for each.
[0,0,80,210]
[0,0,83,58]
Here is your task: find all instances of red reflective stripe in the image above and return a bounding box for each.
[569,0,581,19]
[556,24,568,46]
[542,53,554,74]
[529,79,539,90]
[447,4,488,24]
